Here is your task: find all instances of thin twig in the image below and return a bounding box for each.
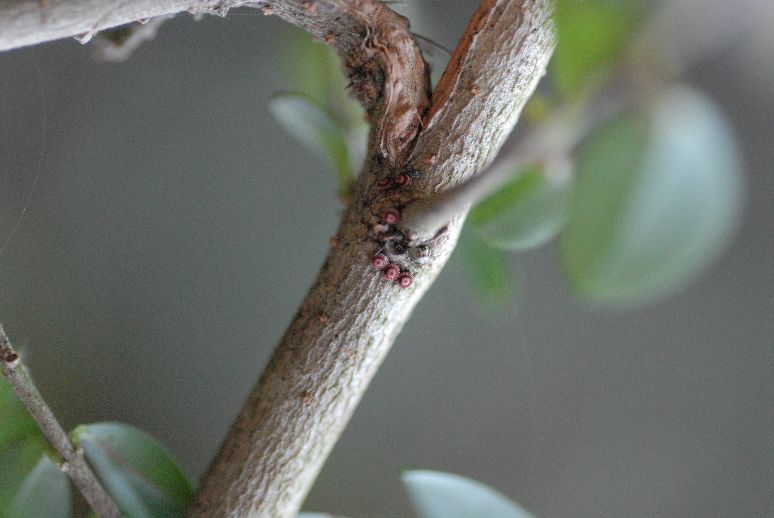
[0,324,122,518]
[91,15,171,62]
[400,134,541,242]
[400,109,578,242]
[400,83,632,242]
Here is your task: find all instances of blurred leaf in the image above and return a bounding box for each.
[457,224,514,310]
[286,30,367,186]
[8,454,71,518]
[1,377,53,513]
[288,30,365,128]
[289,31,346,109]
[71,422,194,518]
[470,163,574,251]
[297,514,348,518]
[0,376,43,451]
[270,93,352,194]
[553,0,645,96]
[402,470,535,518]
[291,34,339,96]
[0,437,49,511]
[559,85,743,305]
[521,95,553,125]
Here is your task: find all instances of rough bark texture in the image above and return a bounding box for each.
[0,0,215,51]
[402,0,558,240]
[0,0,555,516]
[192,2,554,516]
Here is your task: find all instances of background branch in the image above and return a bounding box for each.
[0,324,121,518]
[0,0,216,51]
[91,15,171,62]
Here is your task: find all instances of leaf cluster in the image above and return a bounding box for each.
[1,377,194,517]
[464,0,743,309]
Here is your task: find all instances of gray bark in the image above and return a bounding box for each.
[0,0,220,51]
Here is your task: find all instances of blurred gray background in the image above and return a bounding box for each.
[1,1,772,517]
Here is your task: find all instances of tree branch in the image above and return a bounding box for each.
[0,324,122,518]
[191,1,554,516]
[401,106,578,240]
[0,0,210,51]
[1,1,555,516]
[400,77,632,240]
[402,0,556,242]
[400,135,542,240]
[0,0,430,166]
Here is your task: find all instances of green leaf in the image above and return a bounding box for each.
[457,224,514,310]
[270,93,352,193]
[1,377,53,513]
[470,163,574,251]
[0,376,43,451]
[288,29,365,126]
[8,455,71,518]
[402,470,535,518]
[285,30,367,190]
[71,422,195,518]
[0,437,49,511]
[553,0,645,97]
[288,30,348,111]
[559,85,743,305]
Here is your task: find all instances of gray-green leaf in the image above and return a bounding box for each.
[457,224,514,310]
[402,470,535,518]
[8,455,71,518]
[470,163,574,251]
[0,376,43,452]
[553,0,644,97]
[1,377,53,512]
[287,29,362,125]
[559,85,742,305]
[0,437,49,511]
[71,422,195,518]
[269,93,352,194]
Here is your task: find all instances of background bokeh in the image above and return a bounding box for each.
[1,1,772,516]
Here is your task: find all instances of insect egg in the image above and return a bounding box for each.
[371,254,388,268]
[382,263,400,281]
[382,209,400,225]
[393,174,410,187]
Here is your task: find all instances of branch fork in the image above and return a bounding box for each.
[0,1,555,516]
